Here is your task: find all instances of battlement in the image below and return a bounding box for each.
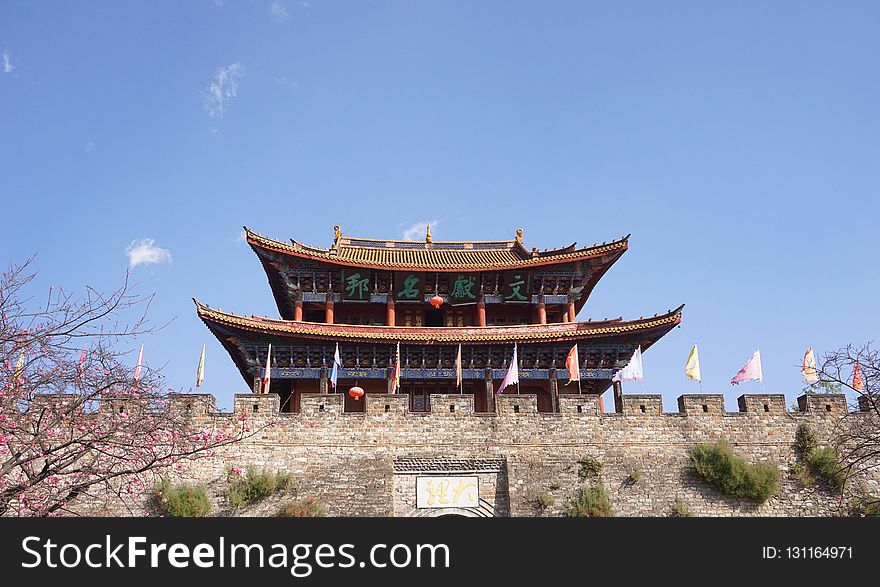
[22,391,858,420]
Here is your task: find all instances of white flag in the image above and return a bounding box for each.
[613,346,643,382]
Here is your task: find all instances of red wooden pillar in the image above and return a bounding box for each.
[561,309,569,323]
[325,298,334,324]
[537,299,547,325]
[476,297,486,327]
[293,298,303,321]
[612,380,623,413]
[568,301,577,322]
[386,297,396,326]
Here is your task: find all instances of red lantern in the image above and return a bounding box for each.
[348,386,364,401]
[429,295,444,309]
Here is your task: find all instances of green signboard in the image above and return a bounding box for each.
[341,269,372,301]
[502,271,531,303]
[394,272,425,301]
[449,274,478,304]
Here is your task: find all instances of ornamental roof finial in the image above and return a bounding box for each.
[334,224,341,241]
[515,227,523,243]
[426,224,433,243]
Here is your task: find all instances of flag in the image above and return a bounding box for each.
[262,343,272,394]
[685,344,701,382]
[78,344,87,378]
[455,344,462,389]
[564,344,580,386]
[196,344,206,388]
[330,343,341,390]
[731,350,763,385]
[390,342,401,393]
[14,349,25,383]
[497,344,519,394]
[133,344,144,384]
[613,346,644,382]
[802,347,819,384]
[852,361,864,392]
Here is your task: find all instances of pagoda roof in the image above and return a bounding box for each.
[244,227,629,271]
[195,299,683,345]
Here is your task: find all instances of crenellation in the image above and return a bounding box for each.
[300,393,344,416]
[677,394,725,414]
[737,394,786,414]
[495,394,538,415]
[796,393,847,415]
[621,394,663,415]
[558,394,601,415]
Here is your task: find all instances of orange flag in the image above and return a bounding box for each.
[802,347,819,383]
[852,361,864,392]
[565,344,580,387]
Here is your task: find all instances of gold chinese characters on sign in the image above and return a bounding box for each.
[416,476,479,509]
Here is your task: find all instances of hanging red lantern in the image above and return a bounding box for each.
[429,295,444,309]
[348,386,364,401]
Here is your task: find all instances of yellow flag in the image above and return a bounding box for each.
[196,344,206,388]
[802,346,819,383]
[14,350,25,382]
[685,344,701,382]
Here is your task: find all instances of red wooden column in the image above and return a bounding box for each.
[293,298,303,321]
[476,297,486,327]
[612,380,623,413]
[386,297,395,326]
[325,297,334,324]
[568,301,577,322]
[537,298,547,325]
[561,309,569,323]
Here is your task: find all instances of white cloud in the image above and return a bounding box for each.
[203,63,245,118]
[234,229,247,244]
[84,140,95,153]
[126,238,172,269]
[274,76,298,90]
[2,50,14,73]
[402,220,438,241]
[269,0,289,21]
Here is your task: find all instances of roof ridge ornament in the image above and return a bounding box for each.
[426,224,432,243]
[515,228,523,244]
[334,224,341,241]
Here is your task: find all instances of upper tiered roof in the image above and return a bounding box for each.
[245,226,629,272]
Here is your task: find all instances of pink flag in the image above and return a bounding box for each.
[497,344,519,394]
[731,350,762,385]
[133,344,144,383]
[78,344,87,377]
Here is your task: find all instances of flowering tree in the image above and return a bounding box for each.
[0,258,253,516]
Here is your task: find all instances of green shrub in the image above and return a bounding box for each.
[851,496,880,517]
[576,456,603,480]
[795,424,818,455]
[794,424,847,493]
[804,447,846,493]
[689,440,780,503]
[227,467,294,509]
[789,463,815,487]
[671,497,691,517]
[155,478,212,517]
[564,484,612,517]
[276,497,327,517]
[535,492,554,513]
[627,469,642,484]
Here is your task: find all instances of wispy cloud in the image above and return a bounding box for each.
[203,63,245,118]
[126,238,172,269]
[269,0,289,21]
[402,220,438,241]
[274,76,298,90]
[2,50,14,74]
[84,140,95,153]
[234,229,247,244]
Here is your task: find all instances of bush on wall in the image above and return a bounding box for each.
[689,440,779,503]
[276,497,327,517]
[154,478,212,517]
[564,484,613,517]
[794,424,847,493]
[226,467,294,509]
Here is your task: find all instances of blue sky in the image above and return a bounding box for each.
[2,1,878,411]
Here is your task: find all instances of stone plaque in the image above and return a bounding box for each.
[416,475,479,509]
